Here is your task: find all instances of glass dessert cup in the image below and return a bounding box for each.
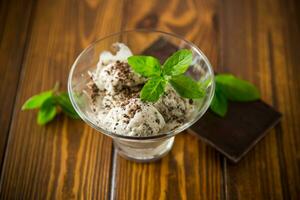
[68,30,215,162]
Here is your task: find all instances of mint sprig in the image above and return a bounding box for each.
[211,74,260,117]
[22,84,80,125]
[128,49,204,102]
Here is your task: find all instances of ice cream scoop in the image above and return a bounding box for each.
[91,43,145,94]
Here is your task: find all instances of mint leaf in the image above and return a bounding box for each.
[37,98,56,125]
[140,77,167,102]
[55,92,80,119]
[210,88,228,117]
[128,49,199,103]
[169,75,204,99]
[216,74,260,101]
[162,49,193,76]
[22,83,81,125]
[128,56,161,77]
[22,90,53,110]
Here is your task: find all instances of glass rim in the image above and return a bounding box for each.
[68,29,215,141]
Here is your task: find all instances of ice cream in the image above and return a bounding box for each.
[91,43,145,94]
[87,43,196,137]
[154,85,196,131]
[97,98,165,136]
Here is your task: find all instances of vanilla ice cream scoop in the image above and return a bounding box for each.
[99,98,165,136]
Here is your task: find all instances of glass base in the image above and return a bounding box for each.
[113,136,175,162]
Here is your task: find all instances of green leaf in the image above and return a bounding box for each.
[128,55,161,77]
[55,92,80,119]
[22,90,53,110]
[140,77,167,102]
[215,74,260,101]
[169,75,205,99]
[210,88,228,117]
[162,49,193,76]
[37,98,57,125]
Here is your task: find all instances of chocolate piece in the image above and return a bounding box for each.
[143,38,282,163]
[188,101,282,162]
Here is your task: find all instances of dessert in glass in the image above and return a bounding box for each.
[68,30,215,162]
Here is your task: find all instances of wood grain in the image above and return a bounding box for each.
[0,0,124,198]
[0,0,35,169]
[219,0,300,199]
[112,0,224,199]
[114,134,223,200]
[0,0,299,199]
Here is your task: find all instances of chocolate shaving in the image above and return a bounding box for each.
[89,83,100,103]
[91,83,99,93]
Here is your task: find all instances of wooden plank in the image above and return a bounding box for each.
[0,0,125,198]
[112,0,224,199]
[220,0,300,199]
[0,0,35,168]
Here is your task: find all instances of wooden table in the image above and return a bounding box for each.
[0,0,299,199]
